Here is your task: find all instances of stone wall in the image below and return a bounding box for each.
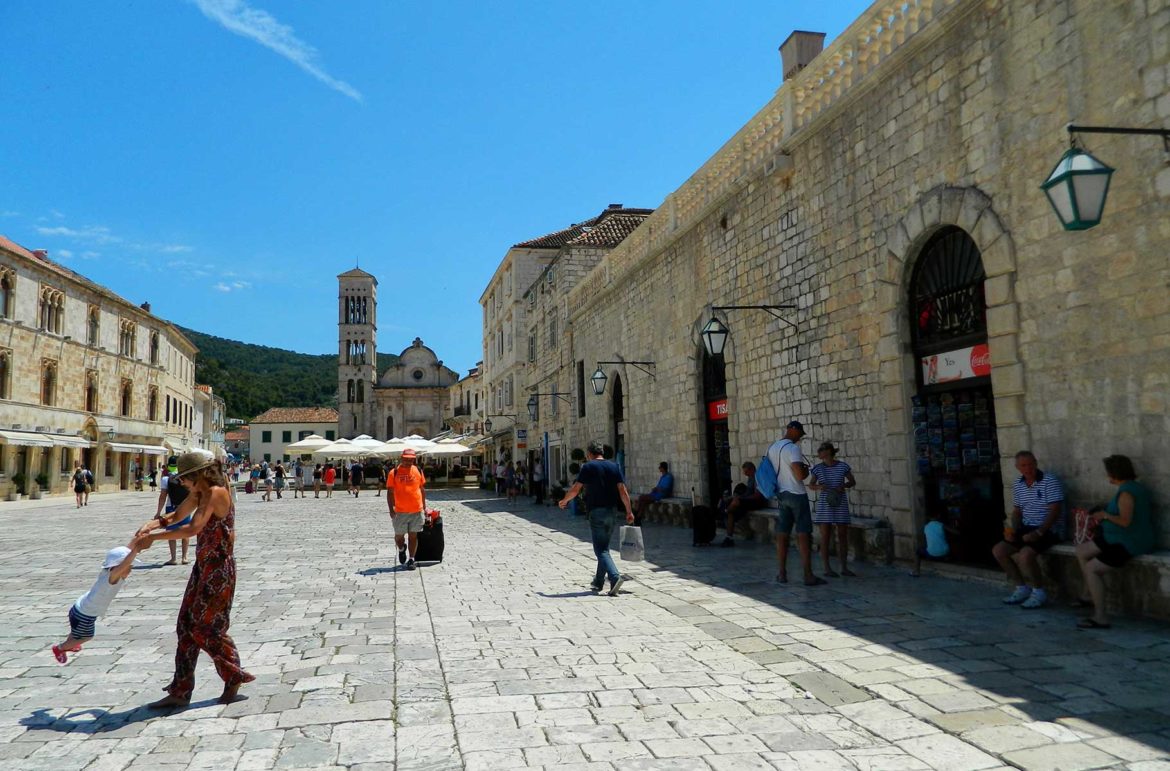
[555,0,1169,552]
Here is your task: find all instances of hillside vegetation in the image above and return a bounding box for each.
[178,327,398,421]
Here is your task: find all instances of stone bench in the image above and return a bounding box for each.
[1040,543,1170,620]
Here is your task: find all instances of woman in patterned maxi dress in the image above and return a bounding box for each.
[135,452,254,708]
[807,442,857,578]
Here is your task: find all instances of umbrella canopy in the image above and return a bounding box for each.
[285,434,333,453]
[422,443,473,458]
[311,438,367,458]
[349,435,389,452]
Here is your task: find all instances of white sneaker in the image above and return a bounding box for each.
[1003,586,1032,604]
[1021,591,1047,609]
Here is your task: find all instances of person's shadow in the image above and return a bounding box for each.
[21,699,225,733]
[535,590,599,599]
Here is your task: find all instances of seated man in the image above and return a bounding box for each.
[992,450,1064,609]
[720,461,768,547]
[633,462,674,525]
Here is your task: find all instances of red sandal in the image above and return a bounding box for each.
[51,645,67,664]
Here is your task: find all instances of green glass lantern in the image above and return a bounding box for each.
[1040,147,1114,231]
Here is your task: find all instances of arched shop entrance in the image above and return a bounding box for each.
[611,373,625,473]
[909,227,1002,563]
[701,349,731,507]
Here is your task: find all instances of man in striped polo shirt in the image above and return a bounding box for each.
[992,450,1065,609]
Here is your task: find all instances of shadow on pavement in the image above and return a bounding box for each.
[439,489,1170,754]
[21,698,228,733]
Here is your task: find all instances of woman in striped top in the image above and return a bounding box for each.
[808,442,856,578]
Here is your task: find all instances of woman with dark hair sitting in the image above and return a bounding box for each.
[1074,454,1156,629]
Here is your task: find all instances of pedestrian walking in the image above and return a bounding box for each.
[386,448,428,571]
[323,464,336,497]
[350,460,364,497]
[313,463,323,497]
[81,464,93,504]
[50,544,142,664]
[375,461,387,497]
[71,462,87,509]
[273,462,286,499]
[156,456,191,565]
[532,458,544,505]
[558,440,635,596]
[766,420,826,586]
[298,461,313,498]
[134,452,254,708]
[807,442,857,577]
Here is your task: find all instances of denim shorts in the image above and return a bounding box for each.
[776,491,812,535]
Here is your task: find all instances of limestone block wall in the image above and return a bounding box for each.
[558,0,1170,550]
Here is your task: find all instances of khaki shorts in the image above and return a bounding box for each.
[392,511,425,535]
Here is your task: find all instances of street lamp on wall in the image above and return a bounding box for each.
[1042,124,1170,231]
[482,414,516,434]
[526,393,571,421]
[591,361,656,396]
[701,305,799,358]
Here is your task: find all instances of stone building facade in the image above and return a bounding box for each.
[374,338,461,439]
[249,407,338,463]
[511,0,1170,573]
[444,363,483,438]
[0,236,198,497]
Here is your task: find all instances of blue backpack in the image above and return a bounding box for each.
[755,451,778,499]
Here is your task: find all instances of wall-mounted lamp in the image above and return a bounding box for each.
[526,393,570,421]
[482,414,516,434]
[1042,124,1170,231]
[701,305,799,357]
[591,361,656,395]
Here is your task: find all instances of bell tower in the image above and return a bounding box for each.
[337,267,377,438]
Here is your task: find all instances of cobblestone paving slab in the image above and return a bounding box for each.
[1,488,1169,769]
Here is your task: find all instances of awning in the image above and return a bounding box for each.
[0,430,55,447]
[107,442,168,455]
[48,434,94,449]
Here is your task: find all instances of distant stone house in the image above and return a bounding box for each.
[249,407,338,463]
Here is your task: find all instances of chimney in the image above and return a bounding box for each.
[140,301,151,312]
[780,30,826,81]
[32,249,49,260]
[607,203,623,210]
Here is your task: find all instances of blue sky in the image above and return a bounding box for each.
[1,0,871,375]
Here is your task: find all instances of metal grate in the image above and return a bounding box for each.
[911,227,987,351]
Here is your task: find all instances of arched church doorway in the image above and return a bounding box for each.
[701,348,730,506]
[909,227,1002,563]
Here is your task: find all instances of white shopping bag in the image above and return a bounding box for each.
[619,525,645,562]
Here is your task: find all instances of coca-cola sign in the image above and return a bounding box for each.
[922,343,991,385]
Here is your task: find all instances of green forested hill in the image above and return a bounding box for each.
[178,327,398,421]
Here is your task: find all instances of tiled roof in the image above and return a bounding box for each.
[568,209,653,247]
[513,219,599,249]
[225,429,249,441]
[337,267,376,280]
[0,235,37,260]
[250,407,339,424]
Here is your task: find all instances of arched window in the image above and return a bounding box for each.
[38,286,64,334]
[119,320,136,357]
[149,332,160,365]
[0,349,10,400]
[356,380,365,402]
[165,394,171,422]
[910,226,987,353]
[120,380,132,417]
[611,373,624,423]
[85,371,98,412]
[87,306,100,346]
[346,379,355,403]
[0,268,15,319]
[385,415,394,438]
[41,360,57,405]
[148,388,159,421]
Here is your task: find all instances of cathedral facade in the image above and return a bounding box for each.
[336,268,459,439]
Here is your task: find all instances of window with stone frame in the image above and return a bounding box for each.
[0,349,10,400]
[148,387,159,421]
[576,360,586,418]
[0,267,15,319]
[118,319,137,357]
[548,316,558,351]
[528,331,536,362]
[60,448,72,474]
[261,430,272,443]
[120,379,133,417]
[41,359,57,405]
[105,449,113,477]
[38,286,64,334]
[149,331,160,365]
[85,370,98,412]
[87,306,100,346]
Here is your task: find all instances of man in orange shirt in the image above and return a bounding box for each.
[387,448,427,570]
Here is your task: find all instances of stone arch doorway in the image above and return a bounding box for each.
[700,346,730,507]
[385,415,394,439]
[877,186,1024,561]
[611,373,624,472]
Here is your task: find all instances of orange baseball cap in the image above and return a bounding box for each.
[401,448,417,459]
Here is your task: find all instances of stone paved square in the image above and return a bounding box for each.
[2,488,1169,769]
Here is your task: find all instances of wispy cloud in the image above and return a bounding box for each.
[214,280,252,293]
[57,249,74,259]
[1,210,19,218]
[190,0,362,102]
[36,223,192,255]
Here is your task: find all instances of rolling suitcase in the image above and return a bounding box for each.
[244,480,254,494]
[691,487,717,546]
[414,516,445,563]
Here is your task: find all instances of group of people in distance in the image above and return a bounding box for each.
[240,459,389,501]
[54,452,253,709]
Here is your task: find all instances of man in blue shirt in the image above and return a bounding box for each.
[560,441,635,596]
[992,450,1065,609]
[633,462,674,526]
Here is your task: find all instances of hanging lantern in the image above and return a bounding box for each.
[1041,147,1114,231]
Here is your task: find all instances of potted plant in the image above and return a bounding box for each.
[31,472,49,499]
[570,447,585,462]
[7,472,25,501]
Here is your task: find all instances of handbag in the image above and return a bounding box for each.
[1073,507,1098,545]
[619,525,645,562]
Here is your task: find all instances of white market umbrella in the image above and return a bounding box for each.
[285,434,332,453]
[375,438,410,457]
[405,435,438,451]
[422,443,473,458]
[350,434,388,453]
[311,438,367,458]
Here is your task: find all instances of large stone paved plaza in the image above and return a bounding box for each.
[2,488,1169,771]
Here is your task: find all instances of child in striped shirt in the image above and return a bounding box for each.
[51,544,140,664]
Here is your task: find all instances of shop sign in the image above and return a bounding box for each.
[516,443,527,450]
[707,398,729,421]
[515,429,527,439]
[921,343,991,385]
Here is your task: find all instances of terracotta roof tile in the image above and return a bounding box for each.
[568,209,653,247]
[513,219,599,249]
[250,407,339,424]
